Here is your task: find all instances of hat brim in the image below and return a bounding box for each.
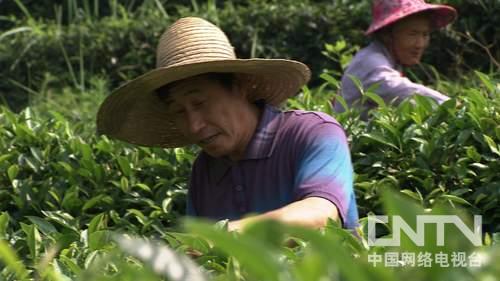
[97,59,310,148]
[365,4,458,35]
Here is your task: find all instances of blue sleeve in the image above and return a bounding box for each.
[294,122,359,229]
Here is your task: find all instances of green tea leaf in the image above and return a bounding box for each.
[88,230,111,251]
[400,189,423,203]
[42,211,78,233]
[20,222,41,261]
[475,71,495,93]
[62,185,82,211]
[88,213,107,234]
[7,164,19,182]
[364,92,386,108]
[185,220,282,281]
[0,239,29,281]
[82,195,113,211]
[115,234,207,281]
[360,133,400,151]
[58,255,82,276]
[26,216,57,235]
[117,156,132,177]
[0,212,10,239]
[466,146,482,162]
[483,134,500,156]
[135,183,152,193]
[0,153,13,165]
[440,194,472,206]
[292,253,328,281]
[120,176,129,192]
[284,223,391,281]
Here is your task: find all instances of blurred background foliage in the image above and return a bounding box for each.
[1,0,499,111]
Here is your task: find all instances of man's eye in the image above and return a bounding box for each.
[193,100,205,107]
[167,107,184,115]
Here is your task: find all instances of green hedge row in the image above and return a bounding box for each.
[1,0,499,110]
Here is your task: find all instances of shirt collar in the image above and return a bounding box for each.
[243,104,283,160]
[372,40,403,72]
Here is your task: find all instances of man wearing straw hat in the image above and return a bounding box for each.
[97,17,358,232]
[335,0,457,115]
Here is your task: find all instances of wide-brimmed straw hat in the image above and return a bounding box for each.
[365,0,457,35]
[97,17,310,148]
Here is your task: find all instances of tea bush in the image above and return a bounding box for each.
[2,0,499,110]
[0,89,194,235]
[288,71,500,233]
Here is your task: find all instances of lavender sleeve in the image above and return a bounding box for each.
[366,65,450,104]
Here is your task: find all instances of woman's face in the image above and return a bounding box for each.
[388,14,432,66]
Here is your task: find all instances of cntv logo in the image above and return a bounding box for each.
[367,215,483,247]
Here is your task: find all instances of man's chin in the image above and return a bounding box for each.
[200,143,226,158]
[202,149,227,159]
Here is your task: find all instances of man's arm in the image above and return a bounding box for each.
[228,197,338,232]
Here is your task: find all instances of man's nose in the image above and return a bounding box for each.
[185,110,206,134]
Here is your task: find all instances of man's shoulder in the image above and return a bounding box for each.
[283,109,340,126]
[279,109,344,138]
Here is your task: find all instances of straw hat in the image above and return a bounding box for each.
[365,0,457,35]
[97,17,311,148]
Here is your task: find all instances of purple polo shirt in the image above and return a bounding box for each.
[187,105,359,229]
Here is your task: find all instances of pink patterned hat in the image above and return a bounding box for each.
[365,0,457,35]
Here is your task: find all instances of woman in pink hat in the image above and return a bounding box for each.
[335,0,457,115]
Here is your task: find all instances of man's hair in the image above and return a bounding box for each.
[156,72,235,102]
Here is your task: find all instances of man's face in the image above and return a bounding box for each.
[163,75,258,160]
[390,14,431,66]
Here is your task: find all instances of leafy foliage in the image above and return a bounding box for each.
[287,60,500,233]
[0,97,193,236]
[0,189,499,281]
[1,0,499,110]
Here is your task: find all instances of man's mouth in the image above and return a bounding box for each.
[199,133,220,145]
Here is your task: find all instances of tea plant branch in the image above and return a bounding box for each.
[452,30,500,69]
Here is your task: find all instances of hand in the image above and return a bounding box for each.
[215,218,243,232]
[214,219,229,230]
[227,220,243,232]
